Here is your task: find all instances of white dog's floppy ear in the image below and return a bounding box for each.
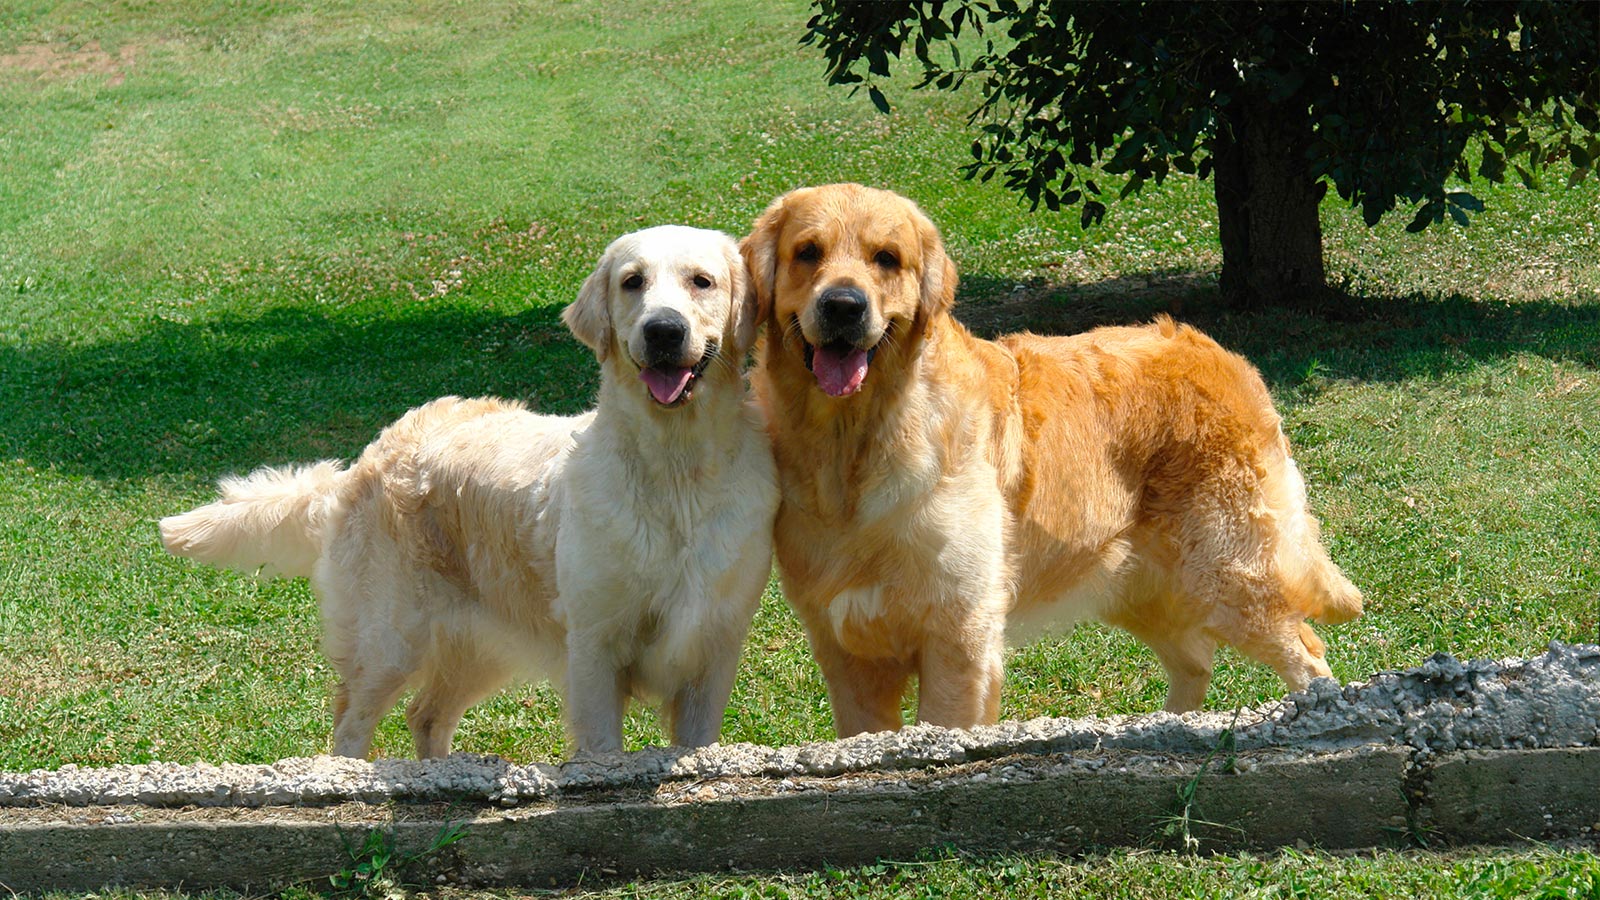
[563,247,613,361]
[725,238,764,355]
[739,192,789,330]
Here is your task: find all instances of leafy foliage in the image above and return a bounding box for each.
[806,1,1600,232]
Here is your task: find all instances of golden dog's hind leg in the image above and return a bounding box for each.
[1234,619,1334,694]
[1146,631,1219,714]
[1105,608,1219,713]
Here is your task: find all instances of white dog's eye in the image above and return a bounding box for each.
[621,273,644,290]
[692,273,713,289]
[873,250,900,270]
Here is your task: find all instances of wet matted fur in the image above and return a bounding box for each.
[162,226,777,758]
[743,183,1361,736]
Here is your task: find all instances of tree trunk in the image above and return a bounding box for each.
[1213,90,1328,308]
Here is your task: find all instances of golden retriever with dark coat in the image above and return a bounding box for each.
[743,183,1361,736]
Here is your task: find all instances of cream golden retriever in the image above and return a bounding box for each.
[743,183,1361,735]
[161,225,777,758]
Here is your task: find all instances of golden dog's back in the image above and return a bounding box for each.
[997,316,1360,629]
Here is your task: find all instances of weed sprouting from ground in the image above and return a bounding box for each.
[1154,713,1245,852]
[329,820,469,899]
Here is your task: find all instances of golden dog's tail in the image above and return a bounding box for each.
[1272,454,1364,626]
[1299,547,1364,625]
[159,461,345,579]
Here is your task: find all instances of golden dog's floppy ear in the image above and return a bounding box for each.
[563,246,613,362]
[740,192,789,327]
[916,205,958,322]
[725,239,764,355]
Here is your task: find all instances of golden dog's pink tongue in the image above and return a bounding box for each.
[640,366,693,404]
[811,345,870,397]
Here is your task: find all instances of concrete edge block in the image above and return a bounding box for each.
[1422,746,1600,845]
[0,747,1412,892]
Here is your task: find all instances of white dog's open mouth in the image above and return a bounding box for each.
[640,341,718,408]
[804,340,879,398]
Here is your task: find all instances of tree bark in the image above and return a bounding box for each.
[1213,89,1328,308]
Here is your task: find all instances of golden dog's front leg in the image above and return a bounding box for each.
[915,611,1006,729]
[805,622,912,737]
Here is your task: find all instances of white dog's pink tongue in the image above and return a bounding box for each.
[640,366,693,404]
[811,345,870,397]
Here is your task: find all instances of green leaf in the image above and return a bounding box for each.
[1446,190,1484,213]
[866,46,890,78]
[1405,202,1437,233]
[868,85,891,115]
[1479,146,1506,182]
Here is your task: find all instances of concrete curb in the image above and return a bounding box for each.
[2,644,1597,891]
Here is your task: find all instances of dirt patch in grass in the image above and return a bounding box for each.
[0,40,141,86]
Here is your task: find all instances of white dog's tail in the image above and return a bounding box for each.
[160,462,346,579]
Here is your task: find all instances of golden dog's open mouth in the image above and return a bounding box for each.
[803,340,878,398]
[639,341,719,408]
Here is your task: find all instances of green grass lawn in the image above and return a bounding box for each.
[2,0,1598,896]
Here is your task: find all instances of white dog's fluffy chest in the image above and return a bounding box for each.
[553,414,776,696]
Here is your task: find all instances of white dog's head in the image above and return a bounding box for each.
[563,226,761,409]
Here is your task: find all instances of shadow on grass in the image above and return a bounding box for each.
[955,270,1600,397]
[4,271,1597,481]
[1,300,598,481]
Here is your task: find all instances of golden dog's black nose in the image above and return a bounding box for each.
[817,286,869,345]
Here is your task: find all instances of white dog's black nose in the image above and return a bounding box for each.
[641,312,691,364]
[817,286,870,345]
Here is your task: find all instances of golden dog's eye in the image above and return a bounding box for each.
[621,273,644,290]
[795,243,821,264]
[873,250,899,270]
[692,273,713,289]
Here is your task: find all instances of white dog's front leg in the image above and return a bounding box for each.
[565,639,627,754]
[666,646,741,748]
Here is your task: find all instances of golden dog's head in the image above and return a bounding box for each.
[564,225,761,409]
[742,184,956,398]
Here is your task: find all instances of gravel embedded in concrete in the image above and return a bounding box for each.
[2,642,1595,809]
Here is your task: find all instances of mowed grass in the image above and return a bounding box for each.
[2,0,1598,895]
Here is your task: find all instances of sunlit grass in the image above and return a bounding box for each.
[1,1,1598,894]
